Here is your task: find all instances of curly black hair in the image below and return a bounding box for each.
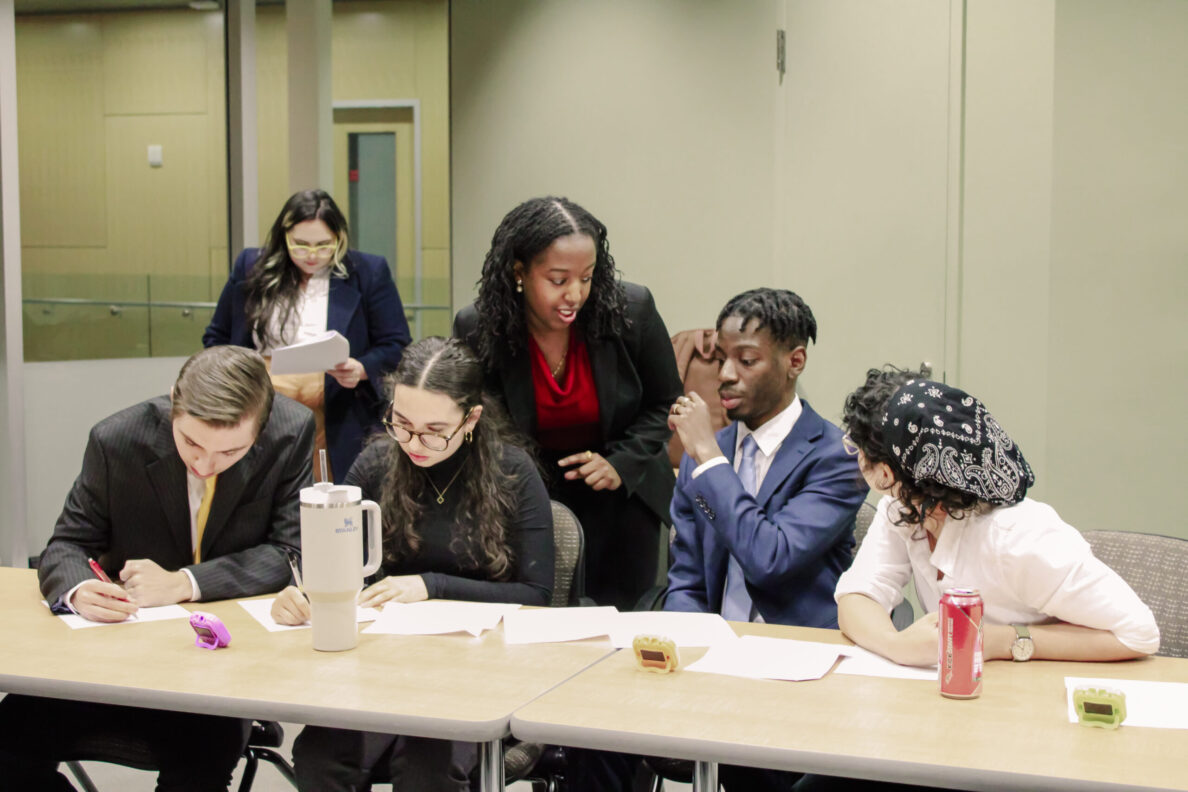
[470,196,627,369]
[379,337,519,579]
[841,366,985,528]
[716,288,817,349]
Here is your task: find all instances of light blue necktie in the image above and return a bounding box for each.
[721,434,758,622]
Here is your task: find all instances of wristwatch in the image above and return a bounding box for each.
[1010,623,1034,661]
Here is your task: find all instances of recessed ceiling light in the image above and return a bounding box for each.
[189,1,221,10]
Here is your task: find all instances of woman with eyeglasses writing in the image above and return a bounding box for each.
[271,336,553,791]
[204,189,411,481]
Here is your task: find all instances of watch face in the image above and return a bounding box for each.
[1012,637,1034,661]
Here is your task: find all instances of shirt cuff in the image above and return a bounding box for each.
[182,568,201,601]
[60,581,87,614]
[691,456,729,479]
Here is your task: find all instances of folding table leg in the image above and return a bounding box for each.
[478,738,505,792]
[693,759,718,792]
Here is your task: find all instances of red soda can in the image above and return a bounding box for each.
[938,587,983,699]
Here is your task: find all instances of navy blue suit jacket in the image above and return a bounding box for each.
[665,400,868,628]
[203,248,411,481]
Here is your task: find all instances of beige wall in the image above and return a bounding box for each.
[451,0,1188,538]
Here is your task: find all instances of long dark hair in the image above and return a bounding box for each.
[842,366,985,528]
[244,190,350,350]
[380,337,517,579]
[471,196,627,369]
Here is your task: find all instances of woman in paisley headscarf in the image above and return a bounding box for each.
[832,367,1159,667]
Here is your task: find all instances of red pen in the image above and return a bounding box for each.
[87,557,131,602]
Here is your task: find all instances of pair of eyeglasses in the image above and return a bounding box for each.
[842,433,860,457]
[286,234,337,261]
[382,407,473,452]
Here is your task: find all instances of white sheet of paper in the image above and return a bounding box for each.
[606,611,739,648]
[1064,676,1188,729]
[833,644,938,681]
[268,330,349,375]
[362,600,522,638]
[237,598,381,632]
[502,606,619,644]
[686,635,844,681]
[49,602,194,629]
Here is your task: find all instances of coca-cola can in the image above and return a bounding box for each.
[939,587,983,699]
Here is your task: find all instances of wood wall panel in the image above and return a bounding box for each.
[101,10,208,116]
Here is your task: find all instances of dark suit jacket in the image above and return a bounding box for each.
[203,248,411,480]
[38,395,315,607]
[453,282,683,523]
[665,400,868,628]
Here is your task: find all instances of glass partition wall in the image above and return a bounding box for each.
[16,0,451,361]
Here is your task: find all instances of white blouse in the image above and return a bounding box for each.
[835,495,1160,653]
[254,269,331,354]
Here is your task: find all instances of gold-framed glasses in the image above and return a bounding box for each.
[286,234,337,261]
[382,407,473,452]
[842,432,860,457]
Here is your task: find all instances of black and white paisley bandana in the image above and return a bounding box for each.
[881,379,1034,505]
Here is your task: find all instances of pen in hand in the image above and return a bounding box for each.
[87,557,131,602]
[285,551,309,601]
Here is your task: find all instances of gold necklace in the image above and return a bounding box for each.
[426,460,466,504]
[550,340,569,379]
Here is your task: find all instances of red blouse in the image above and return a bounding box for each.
[529,330,601,452]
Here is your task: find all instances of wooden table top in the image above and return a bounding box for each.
[511,621,1188,791]
[0,568,613,742]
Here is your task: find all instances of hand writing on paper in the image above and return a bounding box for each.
[667,392,720,465]
[358,575,428,609]
[557,450,622,491]
[271,585,312,626]
[119,559,193,607]
[889,611,940,667]
[327,358,367,389]
[72,580,139,623]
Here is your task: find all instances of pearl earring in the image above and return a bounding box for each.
[515,279,523,293]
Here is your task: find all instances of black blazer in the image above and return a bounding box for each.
[38,395,316,607]
[453,281,683,523]
[203,248,412,480]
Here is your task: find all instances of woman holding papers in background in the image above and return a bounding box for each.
[834,368,1160,667]
[204,189,411,482]
[272,336,553,791]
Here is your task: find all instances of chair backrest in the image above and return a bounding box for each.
[549,500,585,607]
[1083,530,1188,658]
[852,500,878,558]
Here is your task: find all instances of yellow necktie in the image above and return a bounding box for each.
[194,475,217,563]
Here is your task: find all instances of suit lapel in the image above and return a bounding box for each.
[146,414,193,561]
[586,334,619,441]
[327,272,361,335]
[198,445,257,560]
[500,352,536,433]
[754,404,823,506]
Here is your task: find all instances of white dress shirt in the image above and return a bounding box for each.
[255,269,331,354]
[691,395,803,485]
[835,495,1161,653]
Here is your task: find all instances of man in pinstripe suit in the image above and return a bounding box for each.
[0,346,315,791]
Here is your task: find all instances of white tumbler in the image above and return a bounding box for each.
[299,482,382,651]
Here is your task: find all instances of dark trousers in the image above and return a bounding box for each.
[0,694,250,792]
[550,472,662,610]
[292,724,477,792]
[566,749,800,792]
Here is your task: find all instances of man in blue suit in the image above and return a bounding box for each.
[664,287,867,791]
[666,287,866,626]
[570,289,868,792]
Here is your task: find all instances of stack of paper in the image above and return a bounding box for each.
[50,602,193,630]
[686,636,844,681]
[502,606,619,644]
[270,331,349,375]
[606,611,738,648]
[362,600,522,637]
[238,598,381,632]
[834,644,937,681]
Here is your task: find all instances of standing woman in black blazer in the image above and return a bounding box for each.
[453,196,683,609]
[204,190,411,481]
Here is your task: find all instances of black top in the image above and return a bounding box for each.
[345,438,554,606]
